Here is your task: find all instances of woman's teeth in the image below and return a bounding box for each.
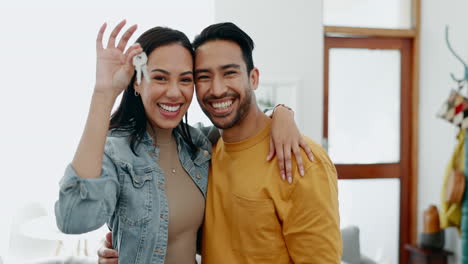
[212,100,233,109]
[158,104,181,112]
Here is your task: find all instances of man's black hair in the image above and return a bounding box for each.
[192,22,255,73]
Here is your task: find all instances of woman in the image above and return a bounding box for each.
[55,20,310,264]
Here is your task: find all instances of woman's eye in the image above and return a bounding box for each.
[154,76,167,81]
[181,78,193,83]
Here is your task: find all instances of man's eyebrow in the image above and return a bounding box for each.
[150,69,170,74]
[194,69,211,75]
[220,64,240,70]
[194,64,240,74]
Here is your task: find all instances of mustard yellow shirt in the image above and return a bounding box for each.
[202,120,342,264]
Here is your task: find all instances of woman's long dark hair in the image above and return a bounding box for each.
[109,26,196,155]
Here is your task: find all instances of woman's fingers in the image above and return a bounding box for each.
[125,43,143,65]
[283,144,293,184]
[275,141,286,181]
[96,23,107,51]
[107,19,126,49]
[98,20,137,54]
[293,145,304,176]
[299,137,314,161]
[117,24,138,52]
[266,137,275,161]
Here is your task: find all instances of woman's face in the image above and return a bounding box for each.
[134,43,194,129]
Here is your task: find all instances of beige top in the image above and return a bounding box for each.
[152,127,205,264]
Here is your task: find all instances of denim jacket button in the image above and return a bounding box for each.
[196,173,202,179]
[203,150,209,156]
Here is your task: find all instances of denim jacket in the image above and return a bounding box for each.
[55,125,212,264]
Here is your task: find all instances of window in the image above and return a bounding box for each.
[323,1,420,263]
[323,0,412,29]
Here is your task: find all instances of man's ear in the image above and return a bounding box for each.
[249,67,260,91]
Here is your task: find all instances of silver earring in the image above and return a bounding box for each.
[134,90,140,97]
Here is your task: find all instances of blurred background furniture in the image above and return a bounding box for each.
[23,256,96,264]
[341,226,377,264]
[6,202,57,263]
[405,244,453,264]
[5,202,106,263]
[20,215,95,256]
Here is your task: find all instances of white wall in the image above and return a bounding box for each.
[0,0,214,260]
[214,0,324,142]
[419,1,468,263]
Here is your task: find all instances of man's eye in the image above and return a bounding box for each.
[197,75,210,81]
[224,71,237,76]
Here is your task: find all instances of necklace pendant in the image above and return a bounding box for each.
[171,168,176,174]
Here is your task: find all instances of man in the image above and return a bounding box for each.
[193,22,341,264]
[99,22,341,263]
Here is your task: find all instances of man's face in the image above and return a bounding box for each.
[194,40,256,129]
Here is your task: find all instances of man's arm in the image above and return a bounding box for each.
[280,147,342,263]
[196,106,314,184]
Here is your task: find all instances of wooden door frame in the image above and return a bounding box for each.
[324,37,415,264]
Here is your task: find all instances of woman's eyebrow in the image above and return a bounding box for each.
[150,69,193,76]
[151,69,170,74]
[180,71,193,76]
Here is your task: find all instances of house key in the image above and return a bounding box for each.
[132,51,150,85]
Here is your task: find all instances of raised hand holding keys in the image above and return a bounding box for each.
[132,51,150,85]
[94,20,142,98]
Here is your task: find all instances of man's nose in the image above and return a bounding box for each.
[210,76,227,97]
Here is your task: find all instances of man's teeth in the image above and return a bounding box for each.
[159,104,181,112]
[212,100,233,109]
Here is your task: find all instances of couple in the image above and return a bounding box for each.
[55,20,341,264]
